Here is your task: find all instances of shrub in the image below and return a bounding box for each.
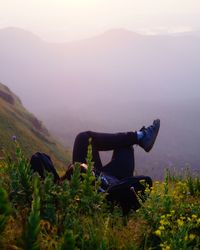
[22,175,41,250]
[0,141,199,249]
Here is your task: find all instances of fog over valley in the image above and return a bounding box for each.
[0,27,200,178]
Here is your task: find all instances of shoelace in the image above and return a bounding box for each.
[140,125,154,136]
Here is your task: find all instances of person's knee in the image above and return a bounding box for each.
[74,131,92,145]
[73,131,92,163]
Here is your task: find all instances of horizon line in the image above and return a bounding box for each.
[0,25,199,44]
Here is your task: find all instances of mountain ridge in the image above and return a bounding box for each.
[0,26,200,45]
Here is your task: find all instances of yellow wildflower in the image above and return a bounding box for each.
[159,225,165,231]
[145,187,150,193]
[155,230,161,236]
[189,234,196,240]
[177,219,184,227]
[160,219,165,225]
[192,214,197,220]
[160,219,169,226]
[160,244,170,250]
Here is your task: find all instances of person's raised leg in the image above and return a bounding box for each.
[102,146,135,179]
[72,130,138,173]
[72,119,160,172]
[72,131,103,173]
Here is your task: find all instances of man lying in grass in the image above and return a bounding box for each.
[31,119,160,214]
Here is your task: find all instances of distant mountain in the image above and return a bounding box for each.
[0,27,200,178]
[0,82,70,168]
[0,27,200,113]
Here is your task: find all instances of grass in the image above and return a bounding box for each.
[0,142,199,250]
[0,82,71,168]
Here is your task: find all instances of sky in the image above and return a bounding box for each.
[0,0,200,42]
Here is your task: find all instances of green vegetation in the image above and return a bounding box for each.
[0,82,70,168]
[0,187,12,235]
[22,175,40,250]
[0,142,199,250]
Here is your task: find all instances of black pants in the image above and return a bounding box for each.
[72,131,138,179]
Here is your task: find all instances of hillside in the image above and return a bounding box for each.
[0,82,70,168]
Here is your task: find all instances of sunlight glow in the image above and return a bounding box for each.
[0,0,199,41]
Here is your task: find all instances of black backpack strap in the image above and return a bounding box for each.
[109,176,152,193]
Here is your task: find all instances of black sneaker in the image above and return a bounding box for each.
[138,119,160,152]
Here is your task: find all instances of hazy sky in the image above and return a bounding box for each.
[0,0,200,42]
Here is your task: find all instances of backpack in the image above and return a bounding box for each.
[105,175,152,214]
[30,152,60,182]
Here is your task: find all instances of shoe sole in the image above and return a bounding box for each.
[145,120,160,152]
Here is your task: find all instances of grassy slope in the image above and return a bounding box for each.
[0,153,199,250]
[0,82,71,169]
